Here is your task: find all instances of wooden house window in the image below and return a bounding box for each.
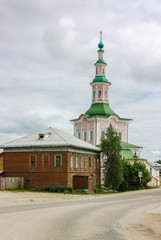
[42,154,50,168]
[93,177,96,186]
[70,155,74,169]
[29,155,37,168]
[75,155,79,168]
[89,156,92,169]
[54,154,62,168]
[80,155,84,169]
[97,158,100,169]
[93,156,96,169]
[85,156,88,169]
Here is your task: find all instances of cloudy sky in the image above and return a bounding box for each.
[0,0,161,161]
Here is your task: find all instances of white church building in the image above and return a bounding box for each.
[71,32,159,186]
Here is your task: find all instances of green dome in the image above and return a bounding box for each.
[85,103,115,117]
[96,59,106,64]
[98,41,104,49]
[93,76,108,82]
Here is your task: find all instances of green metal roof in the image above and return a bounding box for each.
[121,149,134,159]
[85,103,115,117]
[96,59,106,64]
[93,76,108,82]
[121,142,142,149]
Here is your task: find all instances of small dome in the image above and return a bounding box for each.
[98,41,104,49]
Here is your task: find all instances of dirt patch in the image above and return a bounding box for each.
[0,190,97,206]
[119,205,161,240]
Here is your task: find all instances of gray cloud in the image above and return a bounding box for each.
[0,0,161,161]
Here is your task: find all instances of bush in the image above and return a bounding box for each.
[74,189,85,194]
[44,184,69,193]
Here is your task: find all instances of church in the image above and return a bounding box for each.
[0,33,159,190]
[71,31,159,186]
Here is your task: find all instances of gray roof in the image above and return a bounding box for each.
[151,162,161,167]
[0,127,100,152]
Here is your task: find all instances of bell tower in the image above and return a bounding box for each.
[71,32,132,146]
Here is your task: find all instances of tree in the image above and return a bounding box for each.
[157,160,161,164]
[118,158,133,191]
[118,159,152,191]
[101,124,123,189]
[130,161,151,190]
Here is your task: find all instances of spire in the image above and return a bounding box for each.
[100,30,103,41]
[98,30,104,51]
[85,32,115,117]
[93,31,108,83]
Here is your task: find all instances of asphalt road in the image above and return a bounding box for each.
[0,188,161,240]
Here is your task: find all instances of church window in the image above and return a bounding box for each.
[118,132,122,141]
[150,167,152,174]
[78,132,81,139]
[90,130,93,141]
[70,155,74,169]
[101,131,105,139]
[93,91,96,100]
[84,131,87,141]
[75,155,79,168]
[98,90,102,98]
[103,68,105,74]
[54,154,62,168]
[105,90,108,99]
[96,68,98,74]
[80,155,84,168]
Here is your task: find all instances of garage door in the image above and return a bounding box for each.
[73,176,88,189]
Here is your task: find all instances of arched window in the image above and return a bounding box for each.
[105,90,108,99]
[93,91,95,100]
[98,90,102,99]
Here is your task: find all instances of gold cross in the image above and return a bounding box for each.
[99,30,103,41]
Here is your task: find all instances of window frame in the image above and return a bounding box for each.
[42,154,50,168]
[29,154,37,168]
[89,130,93,141]
[93,91,96,100]
[80,155,84,169]
[97,158,100,169]
[85,155,88,169]
[105,90,108,99]
[93,156,96,169]
[84,131,87,141]
[98,90,102,99]
[75,155,79,169]
[78,132,81,139]
[89,156,92,169]
[70,154,74,169]
[93,177,96,186]
[54,154,62,168]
